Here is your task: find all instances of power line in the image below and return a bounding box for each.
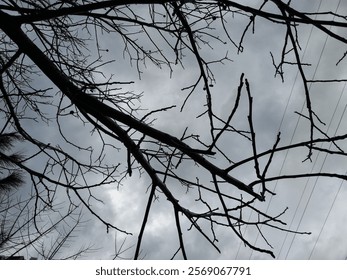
[283,0,343,259]
[308,103,347,259]
[280,81,346,258]
[249,0,324,260]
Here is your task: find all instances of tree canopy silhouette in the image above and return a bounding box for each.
[1,0,347,259]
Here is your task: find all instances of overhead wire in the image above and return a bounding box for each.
[235,0,344,259]
[248,0,324,259]
[283,0,343,259]
[284,86,346,259]
[308,102,347,259]
[281,81,346,258]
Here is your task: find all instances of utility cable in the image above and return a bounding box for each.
[283,0,342,259]
[248,0,324,259]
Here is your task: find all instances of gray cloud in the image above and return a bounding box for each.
[2,0,347,260]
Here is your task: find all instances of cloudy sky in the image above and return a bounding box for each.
[2,0,347,260]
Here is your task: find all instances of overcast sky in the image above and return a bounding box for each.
[93,0,347,260]
[3,0,347,260]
